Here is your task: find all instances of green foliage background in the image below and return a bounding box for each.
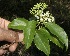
[0,0,70,56]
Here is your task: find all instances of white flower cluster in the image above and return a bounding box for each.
[35,11,55,23]
[30,3,55,23]
[30,3,48,15]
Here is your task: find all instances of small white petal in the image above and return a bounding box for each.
[44,18,48,21]
[35,15,39,19]
[40,18,43,22]
[48,18,52,22]
[40,13,44,17]
[52,17,54,22]
[37,20,39,22]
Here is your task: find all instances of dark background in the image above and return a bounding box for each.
[0,0,70,56]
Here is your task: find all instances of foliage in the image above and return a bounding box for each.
[8,3,68,56]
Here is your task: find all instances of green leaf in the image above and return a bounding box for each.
[39,28,63,49]
[24,20,36,49]
[8,18,28,30]
[49,37,64,49]
[34,28,50,56]
[45,22,68,50]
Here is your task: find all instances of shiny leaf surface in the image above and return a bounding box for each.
[34,28,50,56]
[45,22,68,50]
[8,18,28,30]
[24,20,36,49]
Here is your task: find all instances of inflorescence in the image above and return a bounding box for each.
[30,3,55,24]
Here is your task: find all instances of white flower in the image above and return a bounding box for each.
[35,15,39,19]
[40,13,44,18]
[45,11,50,17]
[38,10,43,15]
[48,18,52,22]
[51,17,54,22]
[37,20,39,22]
[40,18,43,22]
[44,17,48,21]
